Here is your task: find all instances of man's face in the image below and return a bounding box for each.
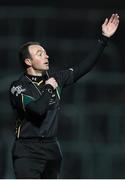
[28,44,49,71]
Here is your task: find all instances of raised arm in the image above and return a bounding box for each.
[72,13,119,82]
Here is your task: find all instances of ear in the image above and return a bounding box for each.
[24,58,32,67]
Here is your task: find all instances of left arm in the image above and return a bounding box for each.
[72,13,119,82]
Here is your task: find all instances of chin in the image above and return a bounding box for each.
[40,66,49,71]
[46,66,49,70]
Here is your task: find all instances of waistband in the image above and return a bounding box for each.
[16,137,57,143]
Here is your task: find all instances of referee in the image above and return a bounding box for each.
[9,14,119,178]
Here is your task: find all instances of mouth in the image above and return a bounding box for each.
[44,62,49,66]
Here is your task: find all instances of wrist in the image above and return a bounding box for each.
[102,32,111,38]
[41,84,54,95]
[45,84,54,93]
[98,34,109,45]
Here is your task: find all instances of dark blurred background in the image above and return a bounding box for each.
[0,0,125,178]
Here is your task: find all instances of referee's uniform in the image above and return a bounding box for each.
[9,35,108,178]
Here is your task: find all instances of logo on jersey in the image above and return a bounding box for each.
[11,85,26,96]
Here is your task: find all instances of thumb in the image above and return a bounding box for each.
[102,18,108,26]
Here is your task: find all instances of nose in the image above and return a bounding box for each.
[46,54,49,59]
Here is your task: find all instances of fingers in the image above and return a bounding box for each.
[103,18,108,26]
[109,14,115,23]
[45,77,58,89]
[114,14,120,26]
[102,13,119,28]
[109,13,119,24]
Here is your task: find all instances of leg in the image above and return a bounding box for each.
[13,157,46,179]
[41,159,62,179]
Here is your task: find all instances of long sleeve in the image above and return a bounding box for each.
[10,82,54,117]
[72,35,109,82]
[25,84,54,115]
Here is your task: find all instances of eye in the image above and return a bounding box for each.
[38,52,42,56]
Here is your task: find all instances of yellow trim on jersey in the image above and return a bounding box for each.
[33,80,43,86]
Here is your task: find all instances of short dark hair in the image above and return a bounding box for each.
[19,41,41,69]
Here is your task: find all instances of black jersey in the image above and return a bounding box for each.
[9,35,108,139]
[9,69,74,138]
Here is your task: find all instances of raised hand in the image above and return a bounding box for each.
[102,13,119,38]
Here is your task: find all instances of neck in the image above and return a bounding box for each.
[26,68,45,76]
